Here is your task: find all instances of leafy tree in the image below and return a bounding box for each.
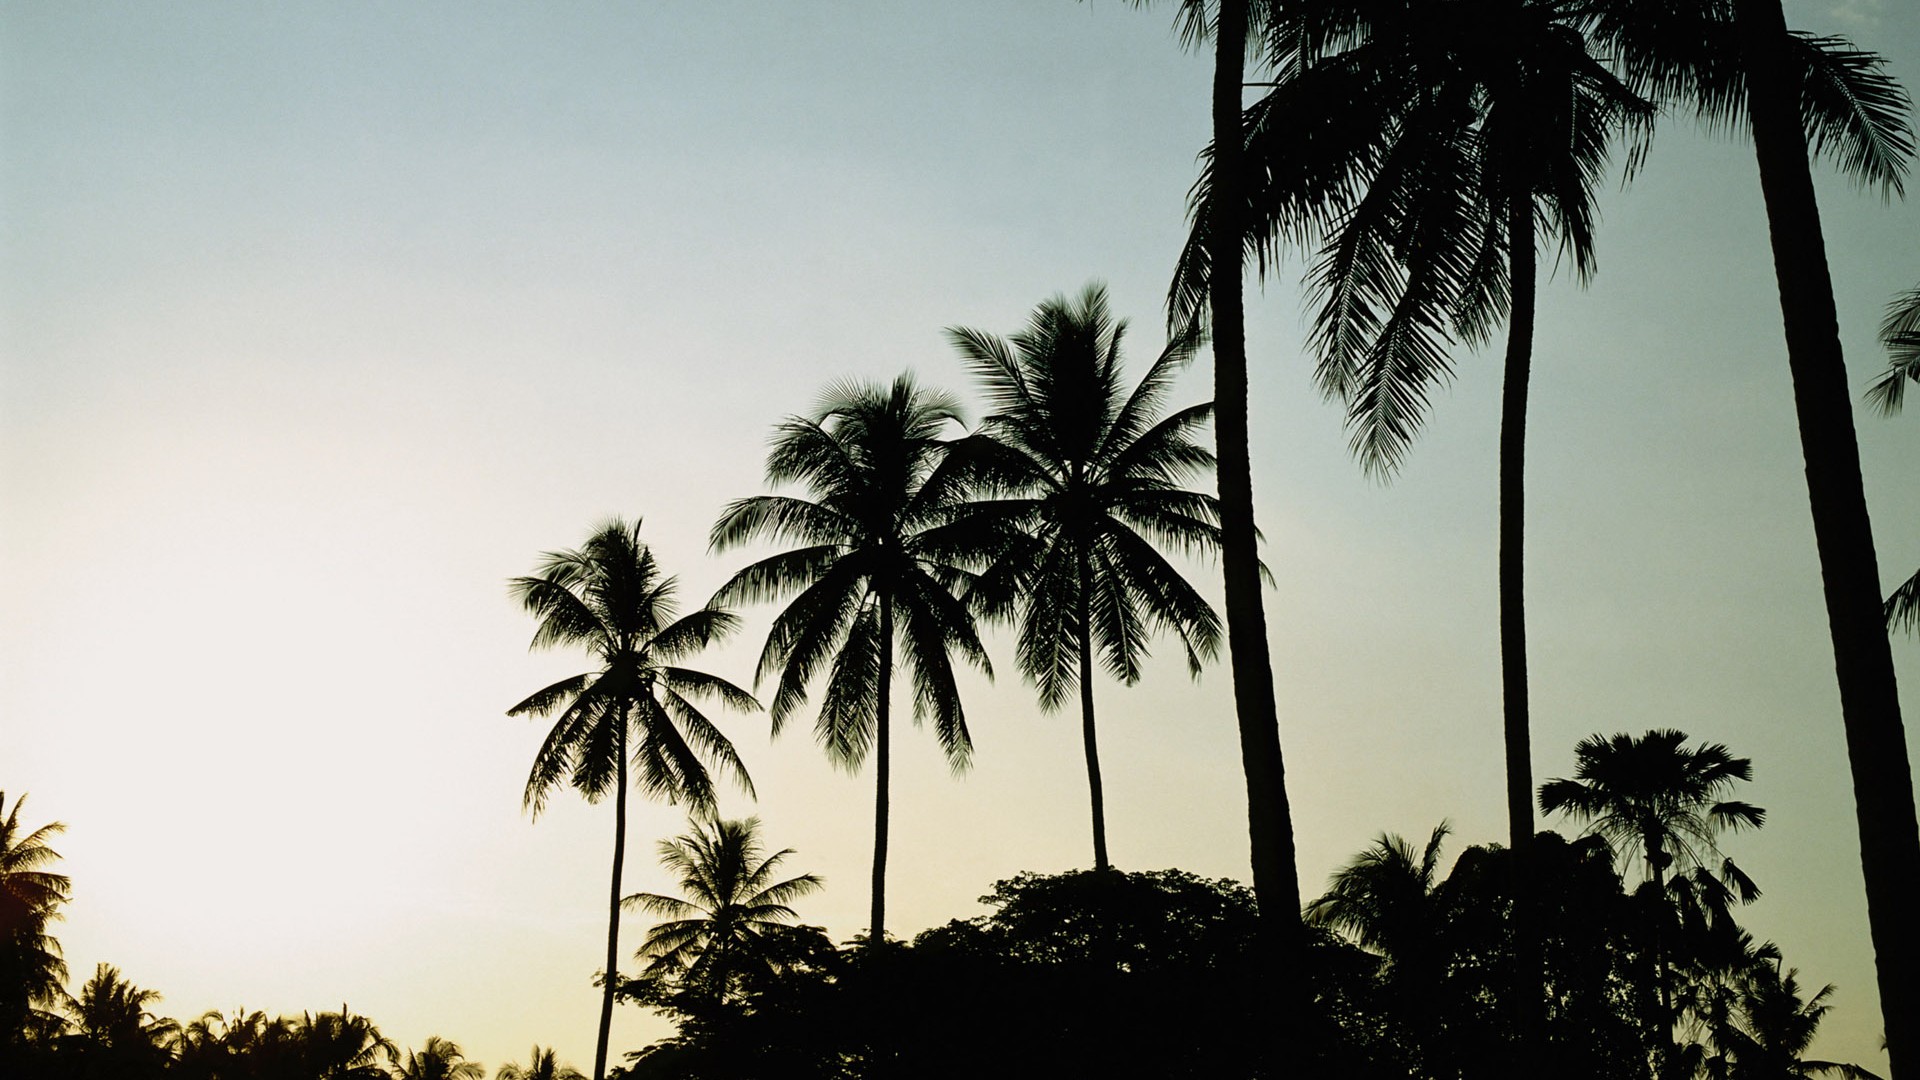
[1865,285,1920,633]
[624,814,824,1010]
[948,283,1221,870]
[0,791,70,1053]
[509,518,760,1080]
[1589,2,1920,1064]
[497,1046,585,1080]
[712,375,995,947]
[397,1036,485,1080]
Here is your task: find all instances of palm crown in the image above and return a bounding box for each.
[1540,729,1764,892]
[625,814,824,1005]
[712,373,997,944]
[949,284,1221,869]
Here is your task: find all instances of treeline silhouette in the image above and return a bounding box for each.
[4,727,1883,1079]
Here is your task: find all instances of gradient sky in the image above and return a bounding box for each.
[4,0,1917,1071]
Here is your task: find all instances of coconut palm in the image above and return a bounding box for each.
[64,963,177,1072]
[624,814,823,1007]
[948,284,1222,870]
[712,374,995,947]
[1866,285,1920,633]
[509,519,760,1080]
[397,1037,485,1080]
[496,1046,584,1080]
[0,792,69,1050]
[1129,0,1305,982]
[1698,942,1886,1080]
[291,1007,397,1079]
[1589,3,1920,1065]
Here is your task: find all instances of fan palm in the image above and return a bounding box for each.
[0,792,69,1050]
[496,1046,585,1080]
[1540,729,1765,893]
[1589,2,1920,1066]
[397,1036,485,1080]
[509,519,759,1080]
[948,284,1222,871]
[1865,285,1920,633]
[712,374,994,947]
[625,814,823,1007]
[1542,728,1765,1057]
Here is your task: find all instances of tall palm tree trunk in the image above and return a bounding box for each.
[1077,547,1111,871]
[1500,197,1543,1071]
[1736,3,1920,1074]
[594,724,628,1080]
[1210,0,1304,991]
[871,592,893,949]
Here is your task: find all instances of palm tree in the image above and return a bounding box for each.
[1866,285,1920,632]
[0,792,69,1051]
[1540,729,1765,893]
[1542,728,1766,1057]
[948,283,1222,871]
[65,963,178,1072]
[496,1046,585,1080]
[1699,942,1886,1080]
[1589,4,1920,1068]
[397,1037,485,1080]
[292,1007,397,1079]
[624,814,824,1008]
[712,374,995,947]
[1126,0,1306,984]
[509,519,760,1080]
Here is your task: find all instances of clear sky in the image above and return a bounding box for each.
[3,0,1916,1072]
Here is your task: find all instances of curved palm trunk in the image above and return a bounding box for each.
[1501,198,1543,1071]
[870,592,892,949]
[1077,546,1111,871]
[594,724,628,1080]
[1210,0,1305,1039]
[1736,3,1920,1073]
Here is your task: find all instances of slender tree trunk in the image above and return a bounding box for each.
[594,723,628,1080]
[1209,0,1305,1042]
[1077,546,1111,871]
[1736,4,1920,1075]
[1501,197,1542,1072]
[871,593,893,949]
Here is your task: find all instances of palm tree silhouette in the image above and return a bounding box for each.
[1174,6,1649,1064]
[712,375,994,947]
[948,284,1221,871]
[397,1036,486,1080]
[1540,729,1765,893]
[1866,285,1920,633]
[1699,939,1886,1080]
[0,792,69,1053]
[291,1007,397,1079]
[625,814,823,1008]
[1541,728,1765,1058]
[496,1046,585,1080]
[1590,3,1919,1064]
[509,519,760,1080]
[65,963,178,1068]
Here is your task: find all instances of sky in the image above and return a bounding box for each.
[3,0,1917,1072]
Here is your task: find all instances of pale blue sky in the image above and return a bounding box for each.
[4,0,1917,1070]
